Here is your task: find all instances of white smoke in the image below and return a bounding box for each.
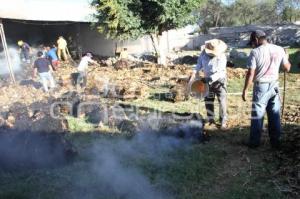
[66,127,202,199]
[0,47,22,75]
[88,132,184,199]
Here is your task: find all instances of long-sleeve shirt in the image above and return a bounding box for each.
[57,38,67,50]
[194,51,227,83]
[20,42,30,52]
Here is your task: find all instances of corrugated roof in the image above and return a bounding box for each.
[0,0,96,22]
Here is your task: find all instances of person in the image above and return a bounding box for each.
[242,30,291,148]
[77,52,98,88]
[189,39,228,129]
[41,45,48,58]
[118,48,129,68]
[17,40,31,63]
[33,51,56,92]
[46,46,59,70]
[120,48,128,59]
[57,36,68,61]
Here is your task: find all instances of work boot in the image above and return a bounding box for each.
[208,119,216,126]
[220,120,228,130]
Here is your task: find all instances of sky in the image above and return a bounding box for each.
[0,0,95,22]
[221,0,236,6]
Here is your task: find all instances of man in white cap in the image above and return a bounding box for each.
[189,39,228,129]
[242,30,291,148]
[76,52,98,88]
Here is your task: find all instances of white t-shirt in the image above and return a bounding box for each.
[78,56,93,72]
[247,43,289,82]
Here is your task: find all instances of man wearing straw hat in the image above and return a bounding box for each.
[189,39,228,129]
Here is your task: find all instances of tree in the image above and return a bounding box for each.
[92,0,204,65]
[277,0,300,22]
[198,0,226,33]
[91,0,144,41]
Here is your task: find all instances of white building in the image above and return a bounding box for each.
[0,0,200,58]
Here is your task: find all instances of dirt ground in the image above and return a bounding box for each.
[0,59,299,198]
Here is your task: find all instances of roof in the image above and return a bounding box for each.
[0,0,95,22]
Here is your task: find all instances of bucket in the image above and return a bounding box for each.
[189,79,209,99]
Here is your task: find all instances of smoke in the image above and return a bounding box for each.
[87,133,181,199]
[0,117,202,199]
[0,131,76,170]
[0,47,22,75]
[69,121,203,199]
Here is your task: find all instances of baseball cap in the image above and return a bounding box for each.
[248,30,267,45]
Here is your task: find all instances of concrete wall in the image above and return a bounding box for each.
[79,24,115,57]
[2,19,198,57]
[117,36,154,55]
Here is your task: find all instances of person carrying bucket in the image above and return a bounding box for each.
[188,39,228,129]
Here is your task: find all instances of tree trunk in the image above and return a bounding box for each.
[150,34,159,57]
[215,12,220,27]
[157,34,167,66]
[150,33,167,66]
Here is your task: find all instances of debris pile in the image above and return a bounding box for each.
[208,24,300,47]
[227,67,247,79]
[283,105,300,124]
[83,64,193,101]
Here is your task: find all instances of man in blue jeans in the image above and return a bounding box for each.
[33,51,56,92]
[242,30,291,148]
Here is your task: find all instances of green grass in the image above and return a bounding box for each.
[66,116,96,132]
[0,131,288,199]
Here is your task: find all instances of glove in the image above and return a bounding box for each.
[201,77,212,83]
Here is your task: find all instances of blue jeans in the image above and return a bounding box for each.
[21,49,30,62]
[249,81,281,146]
[39,72,55,92]
[76,71,87,88]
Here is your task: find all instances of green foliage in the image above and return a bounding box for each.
[199,0,300,31]
[91,0,144,40]
[277,0,300,21]
[92,0,203,40]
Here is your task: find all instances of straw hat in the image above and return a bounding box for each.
[204,39,227,57]
[17,40,23,46]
